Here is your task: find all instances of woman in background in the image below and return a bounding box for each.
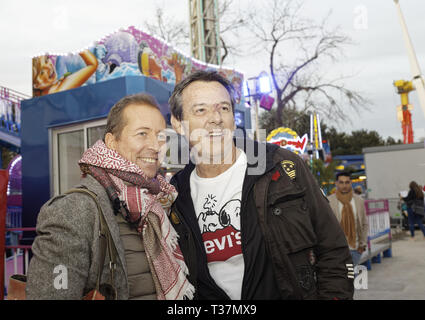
[402,181,425,240]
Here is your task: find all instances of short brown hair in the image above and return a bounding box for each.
[103,93,161,141]
[168,70,236,121]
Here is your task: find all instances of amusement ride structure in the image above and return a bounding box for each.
[393,0,425,144]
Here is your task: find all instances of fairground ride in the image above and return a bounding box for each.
[393,0,425,143]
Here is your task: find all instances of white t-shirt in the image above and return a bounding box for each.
[190,149,247,300]
[338,198,358,250]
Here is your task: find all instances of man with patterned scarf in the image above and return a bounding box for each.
[328,172,368,267]
[26,93,194,300]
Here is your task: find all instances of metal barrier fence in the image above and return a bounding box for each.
[0,86,30,135]
[5,206,22,249]
[3,227,35,299]
[359,199,392,270]
[6,206,21,229]
[388,198,404,228]
[367,199,391,239]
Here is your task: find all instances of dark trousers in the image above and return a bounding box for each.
[407,207,425,237]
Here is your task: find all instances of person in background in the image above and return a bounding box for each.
[398,191,409,219]
[328,172,368,267]
[402,181,425,241]
[354,185,364,198]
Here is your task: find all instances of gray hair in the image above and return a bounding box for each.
[168,70,236,121]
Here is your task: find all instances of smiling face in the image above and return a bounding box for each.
[33,56,57,90]
[105,103,167,179]
[172,80,236,164]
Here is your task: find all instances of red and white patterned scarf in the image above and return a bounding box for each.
[79,140,194,300]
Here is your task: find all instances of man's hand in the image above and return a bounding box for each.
[357,246,366,254]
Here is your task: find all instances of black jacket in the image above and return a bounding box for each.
[403,189,424,206]
[403,189,425,214]
[170,139,354,300]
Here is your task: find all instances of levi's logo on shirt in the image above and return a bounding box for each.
[197,194,242,262]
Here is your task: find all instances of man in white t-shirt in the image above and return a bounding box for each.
[327,172,368,266]
[169,71,253,300]
[169,70,354,300]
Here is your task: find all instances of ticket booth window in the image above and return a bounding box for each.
[52,119,106,196]
[57,130,84,195]
[88,126,106,148]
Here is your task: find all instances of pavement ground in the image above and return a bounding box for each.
[354,231,425,300]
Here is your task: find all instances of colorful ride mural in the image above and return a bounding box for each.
[32,26,244,101]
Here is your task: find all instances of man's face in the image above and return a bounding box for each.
[173,80,236,163]
[106,103,166,179]
[336,175,352,194]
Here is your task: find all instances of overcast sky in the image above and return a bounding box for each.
[1,0,424,141]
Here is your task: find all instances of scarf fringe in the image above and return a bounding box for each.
[182,283,196,300]
[167,226,190,276]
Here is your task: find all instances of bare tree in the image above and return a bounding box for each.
[143,0,246,64]
[143,7,189,51]
[247,0,370,126]
[217,0,247,62]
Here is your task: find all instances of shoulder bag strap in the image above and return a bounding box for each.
[65,188,118,296]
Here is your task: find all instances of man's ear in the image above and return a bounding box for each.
[171,115,184,135]
[105,132,117,150]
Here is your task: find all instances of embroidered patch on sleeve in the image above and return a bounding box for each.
[281,160,296,180]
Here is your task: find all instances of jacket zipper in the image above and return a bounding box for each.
[239,182,254,299]
[261,170,304,299]
[239,172,270,299]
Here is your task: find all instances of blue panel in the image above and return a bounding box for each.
[126,76,174,125]
[383,248,392,258]
[145,78,174,124]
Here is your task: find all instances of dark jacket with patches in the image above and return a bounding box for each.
[170,139,354,300]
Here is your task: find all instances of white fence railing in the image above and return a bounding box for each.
[359,199,392,269]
